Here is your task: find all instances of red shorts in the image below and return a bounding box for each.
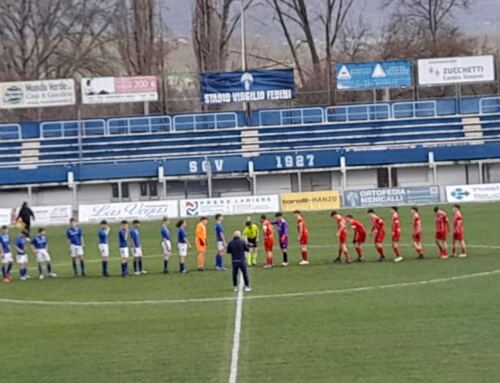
[412,232,422,242]
[338,230,348,245]
[299,234,308,246]
[354,234,366,244]
[435,231,447,241]
[375,231,385,244]
[392,232,401,242]
[453,230,464,241]
[264,238,274,252]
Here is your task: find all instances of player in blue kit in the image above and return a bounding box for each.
[272,212,289,266]
[31,228,57,280]
[0,226,14,283]
[66,218,86,276]
[176,219,190,273]
[215,214,226,271]
[118,220,130,277]
[98,220,110,277]
[15,231,30,281]
[161,217,172,274]
[131,220,146,275]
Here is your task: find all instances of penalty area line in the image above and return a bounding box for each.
[0,268,499,306]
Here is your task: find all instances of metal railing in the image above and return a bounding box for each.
[172,112,239,131]
[258,107,324,126]
[40,120,106,138]
[479,97,500,115]
[392,101,438,119]
[0,123,22,140]
[107,116,172,135]
[326,103,390,123]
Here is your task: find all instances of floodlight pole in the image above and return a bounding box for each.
[241,0,251,119]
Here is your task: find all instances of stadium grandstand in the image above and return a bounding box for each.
[1,96,500,205]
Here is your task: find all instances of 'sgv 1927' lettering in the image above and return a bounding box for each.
[275,155,315,169]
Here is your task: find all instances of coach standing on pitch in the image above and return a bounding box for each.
[17,202,35,235]
[227,231,252,292]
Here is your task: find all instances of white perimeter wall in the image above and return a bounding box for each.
[0,164,494,208]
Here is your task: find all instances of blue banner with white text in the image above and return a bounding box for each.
[200,69,295,104]
[336,60,413,90]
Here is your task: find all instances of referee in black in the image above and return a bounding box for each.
[227,230,252,292]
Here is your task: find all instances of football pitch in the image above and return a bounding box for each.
[1,202,500,383]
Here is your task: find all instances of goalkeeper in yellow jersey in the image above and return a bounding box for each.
[243,219,259,266]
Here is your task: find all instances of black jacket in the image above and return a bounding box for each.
[226,237,249,264]
[18,206,35,224]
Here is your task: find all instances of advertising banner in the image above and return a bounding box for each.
[0,79,75,109]
[0,208,12,226]
[14,205,73,226]
[200,69,295,104]
[81,76,158,104]
[180,195,280,217]
[79,200,178,223]
[418,55,495,85]
[32,205,72,225]
[280,191,341,212]
[336,60,413,90]
[344,186,440,208]
[446,183,500,203]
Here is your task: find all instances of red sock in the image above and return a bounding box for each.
[377,247,385,257]
[267,256,273,265]
[394,247,401,257]
[301,251,308,261]
[417,247,424,255]
[355,247,363,257]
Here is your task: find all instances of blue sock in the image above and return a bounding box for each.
[180,263,185,273]
[72,259,77,274]
[216,255,223,268]
[1,265,5,278]
[38,263,43,275]
[80,260,85,275]
[163,260,168,271]
[20,268,25,277]
[47,263,52,273]
[7,263,12,274]
[138,259,143,271]
[133,259,137,272]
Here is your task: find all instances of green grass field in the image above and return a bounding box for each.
[1,202,500,382]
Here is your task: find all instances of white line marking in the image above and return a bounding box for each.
[0,268,498,306]
[229,276,244,383]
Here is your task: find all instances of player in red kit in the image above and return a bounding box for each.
[390,207,403,263]
[260,214,274,268]
[346,215,366,262]
[367,209,386,261]
[293,210,309,265]
[410,207,425,259]
[451,205,467,258]
[330,211,351,264]
[433,206,450,259]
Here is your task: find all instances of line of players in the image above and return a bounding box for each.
[0,205,466,282]
[331,205,467,264]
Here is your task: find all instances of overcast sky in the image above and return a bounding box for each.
[166,0,500,38]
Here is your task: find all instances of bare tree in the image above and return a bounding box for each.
[384,0,471,52]
[268,0,355,102]
[0,0,118,80]
[192,0,254,73]
[113,0,158,75]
